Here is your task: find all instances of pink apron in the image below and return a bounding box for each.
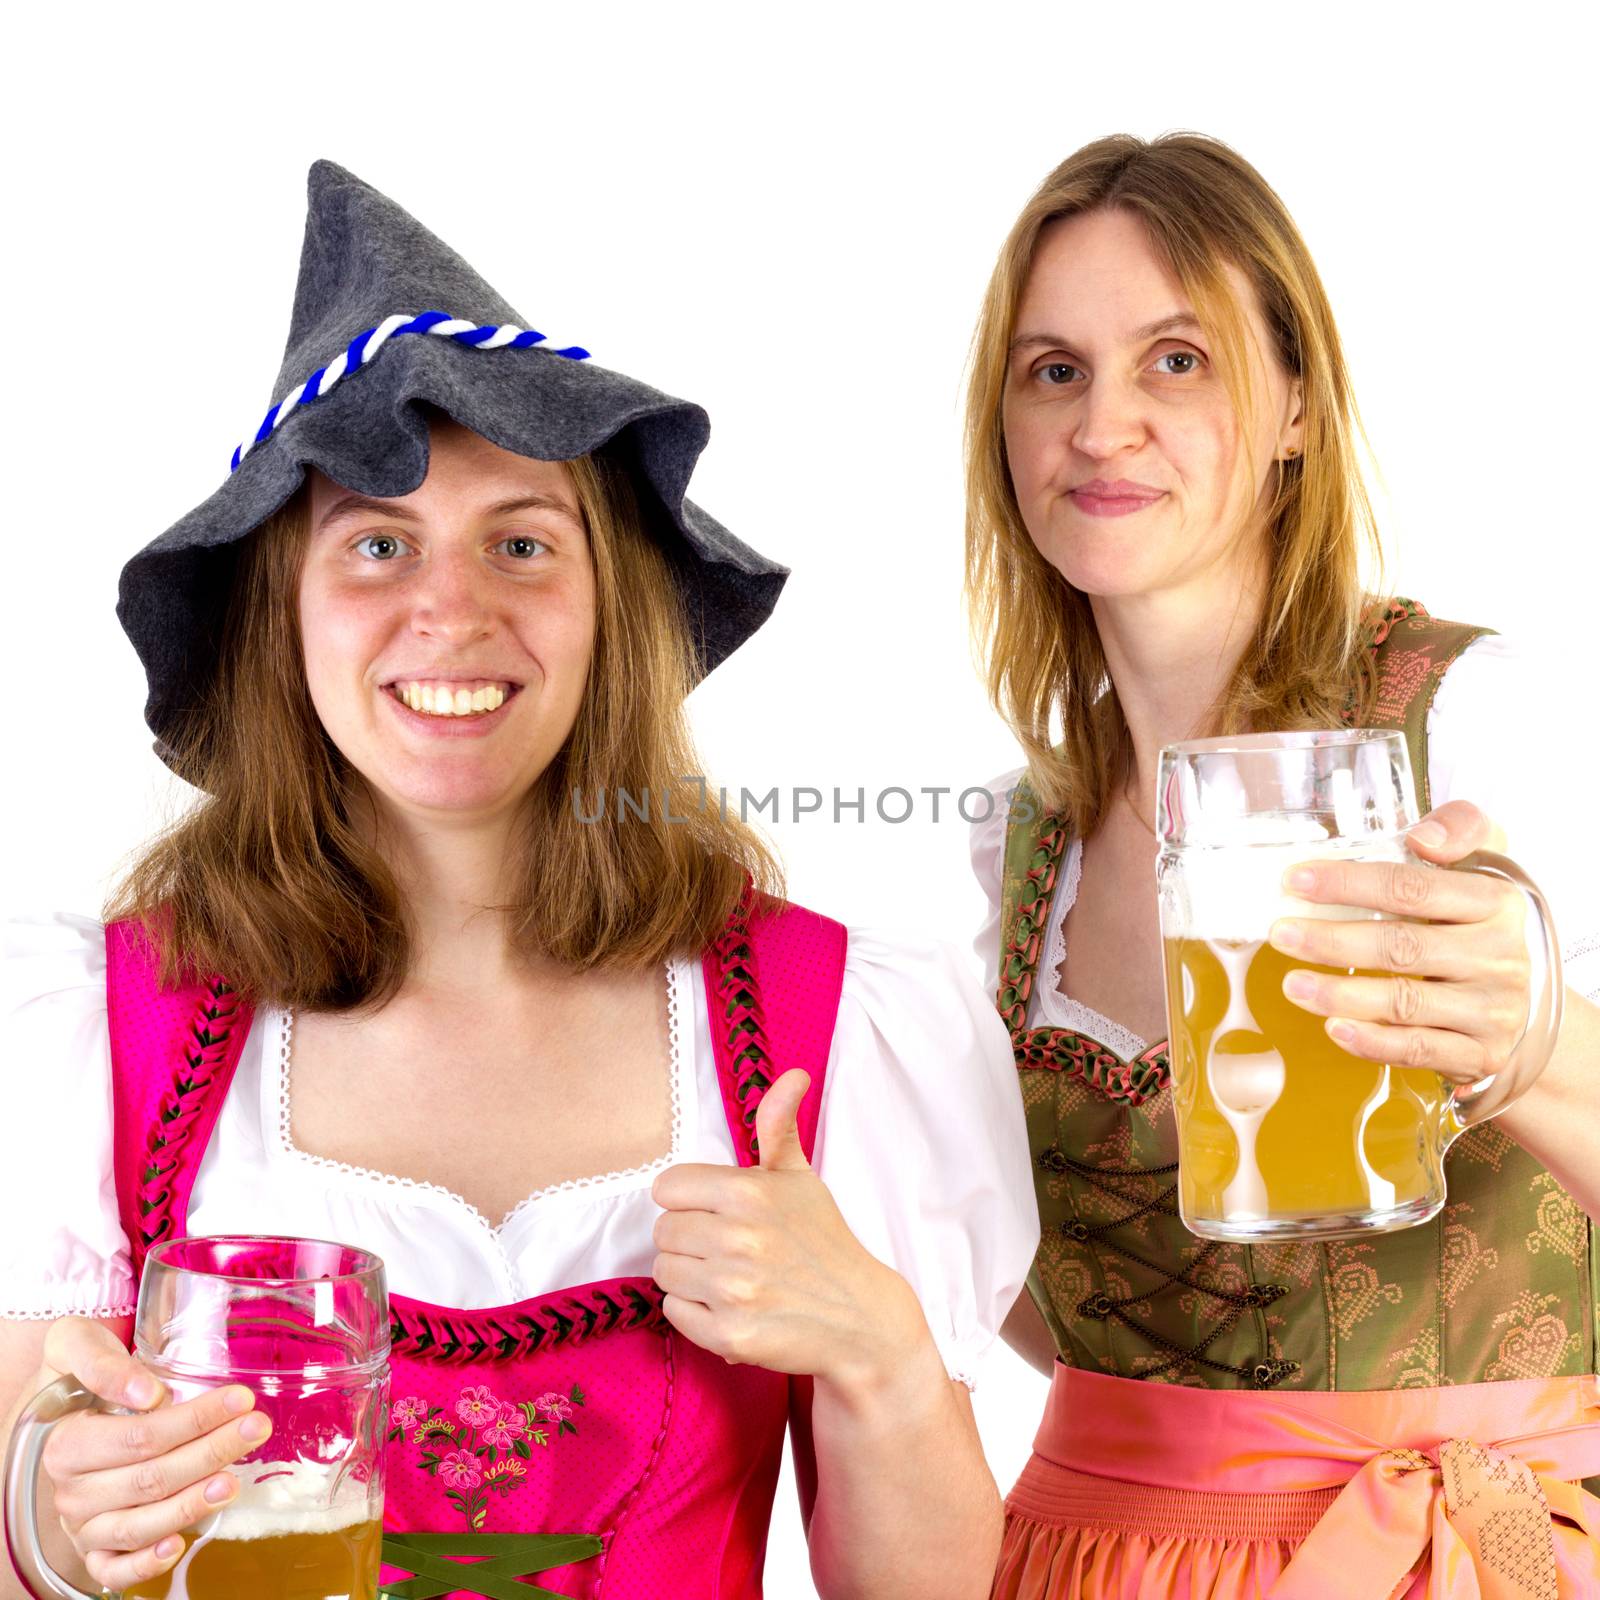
[106,894,847,1599]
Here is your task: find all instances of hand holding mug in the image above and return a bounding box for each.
[17,1316,269,1595]
[1270,799,1559,1120]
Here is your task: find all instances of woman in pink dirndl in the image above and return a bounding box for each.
[961,134,1600,1597]
[0,162,1039,1599]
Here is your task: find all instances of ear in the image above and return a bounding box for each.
[1280,377,1305,461]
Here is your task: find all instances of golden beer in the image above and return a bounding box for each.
[122,1513,381,1600]
[1163,935,1450,1225]
[1155,728,1562,1240]
[122,1460,382,1600]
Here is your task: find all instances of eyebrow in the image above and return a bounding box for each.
[314,491,584,533]
[1009,312,1204,356]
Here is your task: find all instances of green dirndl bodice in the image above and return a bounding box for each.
[996,601,1599,1399]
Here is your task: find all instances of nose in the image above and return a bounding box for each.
[1070,374,1148,462]
[408,545,496,647]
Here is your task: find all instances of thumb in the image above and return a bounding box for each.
[1405,799,1508,863]
[755,1069,812,1171]
[43,1315,165,1410]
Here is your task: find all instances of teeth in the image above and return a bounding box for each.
[391,682,511,718]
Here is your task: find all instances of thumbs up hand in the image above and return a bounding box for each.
[650,1069,925,1385]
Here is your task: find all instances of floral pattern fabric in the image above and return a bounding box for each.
[387,1381,589,1531]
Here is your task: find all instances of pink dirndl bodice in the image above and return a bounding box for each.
[105,896,847,1599]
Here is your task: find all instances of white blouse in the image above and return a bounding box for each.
[969,634,1600,1039]
[0,918,1039,1389]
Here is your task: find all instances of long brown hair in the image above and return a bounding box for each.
[105,447,782,1010]
[964,132,1385,834]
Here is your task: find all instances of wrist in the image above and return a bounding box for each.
[812,1272,947,1420]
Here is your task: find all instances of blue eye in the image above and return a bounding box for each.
[496,535,548,560]
[360,533,412,560]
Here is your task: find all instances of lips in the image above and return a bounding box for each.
[1067,479,1167,518]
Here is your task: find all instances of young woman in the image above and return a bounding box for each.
[0,161,1038,1600]
[963,134,1600,1597]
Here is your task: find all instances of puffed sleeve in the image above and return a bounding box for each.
[968,766,1026,1000]
[0,913,135,1319]
[810,926,1037,1388]
[1426,634,1600,1003]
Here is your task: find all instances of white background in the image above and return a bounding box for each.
[4,3,1595,1594]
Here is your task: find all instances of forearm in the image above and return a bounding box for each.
[805,1291,1002,1600]
[1495,986,1600,1218]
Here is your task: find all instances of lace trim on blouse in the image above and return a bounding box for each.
[1033,835,1153,1058]
[271,959,690,1235]
[0,1301,136,1321]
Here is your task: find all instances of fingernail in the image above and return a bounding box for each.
[1328,1019,1357,1045]
[1271,921,1303,952]
[126,1374,161,1409]
[239,1413,272,1443]
[155,1536,184,1560]
[221,1387,255,1416]
[204,1475,235,1505]
[1284,868,1315,891]
[1283,972,1315,1001]
[1409,821,1447,847]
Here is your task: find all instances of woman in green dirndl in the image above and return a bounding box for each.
[962,132,1600,1599]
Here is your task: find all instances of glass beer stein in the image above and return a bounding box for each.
[1156,729,1563,1242]
[5,1236,388,1600]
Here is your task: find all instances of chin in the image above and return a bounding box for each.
[375,762,537,822]
[1039,543,1170,600]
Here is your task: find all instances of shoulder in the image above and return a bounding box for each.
[1425,632,1556,801]
[968,764,1027,902]
[1427,630,1544,722]
[822,920,1022,1146]
[3,911,111,1103]
[3,911,107,1029]
[837,920,1008,1028]
[749,901,1009,1050]
[1421,634,1598,987]
[1,915,133,1320]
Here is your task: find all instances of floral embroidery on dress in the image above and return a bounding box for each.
[386,1382,589,1530]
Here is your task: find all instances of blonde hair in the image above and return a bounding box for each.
[964,132,1384,833]
[106,449,782,1010]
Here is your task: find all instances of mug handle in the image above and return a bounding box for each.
[4,1377,107,1600]
[1441,848,1565,1133]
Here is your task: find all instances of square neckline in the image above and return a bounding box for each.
[260,958,694,1239]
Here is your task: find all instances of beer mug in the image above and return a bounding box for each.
[4,1236,388,1599]
[1156,729,1563,1242]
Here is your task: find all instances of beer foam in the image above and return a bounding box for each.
[199,1459,376,1542]
[1165,831,1411,942]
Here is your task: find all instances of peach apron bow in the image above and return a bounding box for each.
[1271,1433,1600,1599]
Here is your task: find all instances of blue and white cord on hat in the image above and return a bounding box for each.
[229,311,590,471]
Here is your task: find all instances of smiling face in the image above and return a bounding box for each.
[1002,207,1303,601]
[297,416,597,829]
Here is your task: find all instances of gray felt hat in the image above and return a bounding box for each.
[117,159,787,766]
